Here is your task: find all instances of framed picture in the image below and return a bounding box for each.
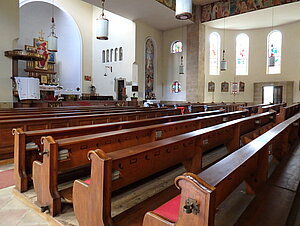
[221,81,229,92]
[84,75,92,81]
[208,81,215,92]
[231,82,239,94]
[40,75,48,84]
[34,38,49,70]
[48,52,55,64]
[239,81,245,92]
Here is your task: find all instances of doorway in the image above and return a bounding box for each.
[262,85,283,104]
[117,79,125,100]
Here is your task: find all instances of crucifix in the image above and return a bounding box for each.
[39,30,45,40]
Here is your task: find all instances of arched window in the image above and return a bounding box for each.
[171,41,183,53]
[145,38,155,99]
[236,33,249,75]
[267,30,282,74]
[119,47,123,61]
[106,49,109,62]
[102,50,105,63]
[209,32,220,75]
[115,48,118,61]
[110,49,113,62]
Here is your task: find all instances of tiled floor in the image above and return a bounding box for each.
[0,186,49,226]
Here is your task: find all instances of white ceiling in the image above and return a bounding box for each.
[82,0,192,31]
[205,1,300,30]
[82,0,300,31]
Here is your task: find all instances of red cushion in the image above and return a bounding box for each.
[84,179,91,184]
[177,107,185,115]
[153,195,181,222]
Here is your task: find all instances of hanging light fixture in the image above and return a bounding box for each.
[96,0,109,40]
[220,17,227,71]
[48,0,58,52]
[268,8,275,67]
[175,0,192,20]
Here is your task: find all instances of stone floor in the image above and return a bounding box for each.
[0,186,48,226]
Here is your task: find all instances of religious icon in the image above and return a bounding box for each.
[221,81,229,92]
[208,81,215,92]
[34,35,50,70]
[239,81,245,92]
[231,82,239,94]
[48,52,55,64]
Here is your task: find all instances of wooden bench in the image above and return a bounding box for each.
[257,103,286,114]
[239,103,269,115]
[33,111,274,216]
[71,111,275,225]
[276,103,300,123]
[142,113,300,226]
[0,108,180,159]
[14,110,224,192]
[0,107,166,120]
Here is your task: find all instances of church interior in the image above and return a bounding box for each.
[0,0,300,225]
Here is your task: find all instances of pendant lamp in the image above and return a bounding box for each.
[268,8,275,67]
[220,17,227,71]
[220,50,227,71]
[175,0,192,20]
[48,1,58,52]
[96,0,109,40]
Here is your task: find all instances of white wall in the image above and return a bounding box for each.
[162,27,187,102]
[205,20,300,103]
[19,1,82,91]
[135,21,163,100]
[92,7,135,99]
[0,0,19,107]
[19,0,93,93]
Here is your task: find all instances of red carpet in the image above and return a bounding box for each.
[0,169,14,189]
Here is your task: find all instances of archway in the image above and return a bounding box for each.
[18,0,82,92]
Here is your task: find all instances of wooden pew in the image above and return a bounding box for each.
[33,111,274,216]
[276,103,300,123]
[0,108,180,160]
[0,107,165,120]
[71,111,275,225]
[257,103,286,114]
[142,113,300,226]
[14,110,224,192]
[239,103,268,115]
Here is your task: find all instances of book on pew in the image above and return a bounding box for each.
[58,149,69,160]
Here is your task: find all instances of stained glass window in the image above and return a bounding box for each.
[110,49,113,62]
[171,41,183,53]
[106,49,109,62]
[267,30,282,74]
[115,48,118,61]
[236,33,249,75]
[102,50,105,63]
[119,47,123,61]
[209,32,220,75]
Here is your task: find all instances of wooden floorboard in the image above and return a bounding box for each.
[114,185,179,226]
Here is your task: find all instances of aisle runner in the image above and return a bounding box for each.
[0,169,14,189]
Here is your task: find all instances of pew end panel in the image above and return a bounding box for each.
[13,128,28,192]
[143,173,216,226]
[32,136,61,216]
[73,150,113,226]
